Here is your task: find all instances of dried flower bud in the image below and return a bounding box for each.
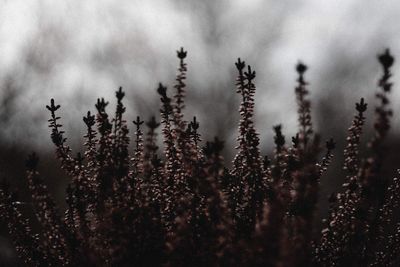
[83,111,95,127]
[46,99,61,112]
[244,65,256,80]
[296,62,308,74]
[133,116,144,126]
[95,98,109,111]
[116,86,125,101]
[177,47,187,59]
[190,116,199,130]
[235,58,246,71]
[355,98,367,113]
[378,48,394,69]
[157,83,167,97]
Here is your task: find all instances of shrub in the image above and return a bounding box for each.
[1,48,399,266]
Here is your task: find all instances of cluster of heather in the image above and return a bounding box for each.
[1,48,399,266]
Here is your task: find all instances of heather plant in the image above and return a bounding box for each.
[1,48,400,266]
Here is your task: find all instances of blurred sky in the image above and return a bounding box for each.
[1,0,400,153]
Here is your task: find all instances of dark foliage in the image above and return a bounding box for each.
[1,48,399,266]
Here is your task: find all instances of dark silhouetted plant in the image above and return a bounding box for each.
[1,48,400,267]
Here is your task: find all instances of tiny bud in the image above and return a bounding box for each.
[235,58,246,71]
[296,62,308,74]
[355,98,367,113]
[177,47,187,59]
[378,48,394,69]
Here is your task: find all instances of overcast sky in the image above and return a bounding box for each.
[1,0,400,152]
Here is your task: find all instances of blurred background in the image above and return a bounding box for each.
[1,0,400,265]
